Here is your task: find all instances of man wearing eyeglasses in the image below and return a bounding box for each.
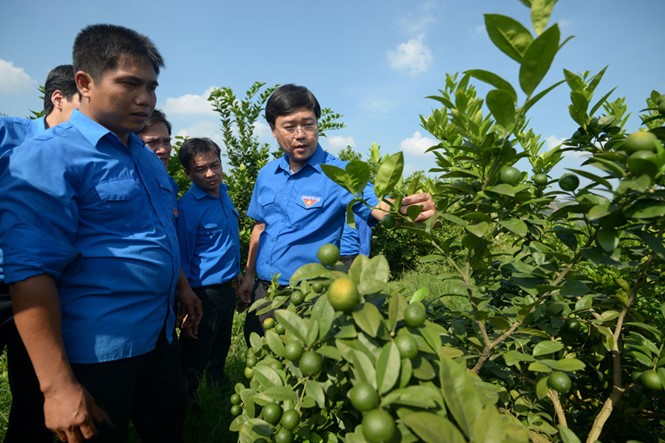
[238,84,435,338]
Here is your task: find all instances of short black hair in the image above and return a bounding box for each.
[178,137,222,171]
[43,64,78,115]
[73,23,164,81]
[139,109,172,135]
[265,84,321,127]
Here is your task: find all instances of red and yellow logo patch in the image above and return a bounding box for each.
[301,196,321,208]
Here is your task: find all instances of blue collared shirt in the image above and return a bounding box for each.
[0,110,180,363]
[177,182,240,287]
[340,214,372,256]
[0,116,47,282]
[247,145,379,285]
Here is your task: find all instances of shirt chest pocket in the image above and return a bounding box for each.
[198,221,222,248]
[95,179,140,201]
[89,179,143,226]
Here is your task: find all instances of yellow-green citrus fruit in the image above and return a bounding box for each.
[290,290,305,306]
[274,322,286,334]
[311,281,325,293]
[274,428,293,443]
[262,402,283,425]
[533,174,548,186]
[548,371,572,394]
[317,243,340,267]
[499,166,521,185]
[622,131,660,154]
[394,334,419,359]
[299,351,323,377]
[284,340,304,361]
[280,409,300,431]
[244,366,254,379]
[230,404,242,416]
[404,301,426,328]
[362,409,396,443]
[327,278,360,313]
[263,317,275,330]
[230,393,242,405]
[349,381,379,412]
[559,174,579,192]
[382,214,396,229]
[640,369,662,391]
[246,354,257,368]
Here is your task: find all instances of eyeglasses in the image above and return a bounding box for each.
[279,123,318,135]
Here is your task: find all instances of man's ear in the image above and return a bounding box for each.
[50,90,64,111]
[75,71,93,97]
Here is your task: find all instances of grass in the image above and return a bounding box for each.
[0,267,451,442]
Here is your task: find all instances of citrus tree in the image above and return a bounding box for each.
[231,1,665,441]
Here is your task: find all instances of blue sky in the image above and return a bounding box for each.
[1,0,664,177]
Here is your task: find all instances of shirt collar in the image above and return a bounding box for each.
[191,181,228,200]
[69,109,142,152]
[276,144,326,175]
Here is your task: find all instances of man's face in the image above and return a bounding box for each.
[186,151,223,196]
[139,121,171,168]
[271,107,319,170]
[78,56,158,143]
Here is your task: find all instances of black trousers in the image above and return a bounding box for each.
[70,330,188,443]
[243,280,286,346]
[179,282,236,399]
[1,282,53,443]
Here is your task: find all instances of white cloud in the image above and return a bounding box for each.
[399,0,436,35]
[401,131,437,156]
[387,35,433,76]
[545,135,565,150]
[254,120,272,140]
[324,135,356,155]
[163,87,217,117]
[176,120,224,151]
[0,59,36,94]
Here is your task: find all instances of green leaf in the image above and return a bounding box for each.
[561,280,589,297]
[351,349,377,387]
[358,255,391,295]
[484,14,533,63]
[376,342,401,395]
[345,160,371,194]
[352,302,384,338]
[466,221,490,238]
[274,309,307,343]
[311,293,335,340]
[548,358,586,372]
[499,218,528,237]
[536,377,549,400]
[289,263,332,287]
[559,425,582,443]
[465,69,517,100]
[253,365,283,387]
[486,89,516,128]
[531,0,556,35]
[305,380,326,408]
[504,350,535,366]
[305,319,319,347]
[528,361,551,373]
[260,386,299,403]
[382,385,442,408]
[402,412,466,443]
[265,330,285,356]
[636,231,665,259]
[626,199,665,219]
[533,340,564,356]
[519,24,560,96]
[374,152,404,200]
[439,357,482,436]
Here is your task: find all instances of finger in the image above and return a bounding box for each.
[56,430,67,442]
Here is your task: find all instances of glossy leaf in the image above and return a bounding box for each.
[376,341,401,394]
[403,412,466,443]
[486,89,516,128]
[352,302,383,338]
[519,24,560,96]
[374,152,404,200]
[484,14,533,63]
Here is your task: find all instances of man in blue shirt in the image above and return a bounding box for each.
[339,214,373,269]
[175,137,241,402]
[0,63,80,443]
[0,24,194,443]
[238,84,434,339]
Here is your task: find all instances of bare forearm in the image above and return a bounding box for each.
[244,222,264,277]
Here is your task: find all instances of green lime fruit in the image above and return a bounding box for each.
[622,131,660,154]
[230,393,242,405]
[262,402,283,425]
[627,150,662,177]
[244,366,254,379]
[382,214,396,229]
[394,334,419,359]
[311,281,325,293]
[640,369,662,391]
[274,322,285,334]
[317,243,340,267]
[230,404,242,416]
[274,428,293,443]
[263,317,275,330]
[564,318,581,332]
[280,409,300,431]
[246,354,257,368]
[362,409,396,443]
[327,278,360,313]
[558,174,579,192]
[548,371,572,394]
[284,340,304,361]
[290,290,305,306]
[299,351,323,377]
[499,166,521,185]
[349,381,379,412]
[404,301,426,328]
[533,174,548,186]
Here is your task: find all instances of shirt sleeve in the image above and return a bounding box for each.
[176,198,196,283]
[0,143,81,283]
